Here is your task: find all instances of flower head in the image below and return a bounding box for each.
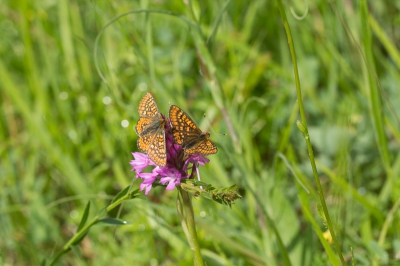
[130,117,210,195]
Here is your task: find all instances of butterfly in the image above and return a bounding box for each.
[135,92,167,166]
[169,105,218,155]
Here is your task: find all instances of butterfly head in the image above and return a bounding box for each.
[159,116,166,127]
[201,132,211,139]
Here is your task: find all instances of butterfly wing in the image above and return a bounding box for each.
[135,117,153,135]
[137,132,155,152]
[169,105,202,146]
[136,93,166,166]
[138,92,159,117]
[185,138,218,155]
[169,105,218,155]
[146,128,167,166]
[172,131,201,147]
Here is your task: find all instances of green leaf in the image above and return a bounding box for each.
[70,245,82,259]
[191,180,211,187]
[49,249,69,266]
[77,201,90,232]
[71,230,89,246]
[127,188,142,199]
[98,207,107,217]
[369,241,388,264]
[111,185,130,204]
[134,193,147,200]
[97,218,132,226]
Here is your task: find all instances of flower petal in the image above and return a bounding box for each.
[130,152,154,173]
[166,180,177,190]
[140,183,153,195]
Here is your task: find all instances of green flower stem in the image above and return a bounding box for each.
[49,191,133,266]
[360,0,395,202]
[176,192,193,247]
[178,187,204,266]
[62,216,100,251]
[275,0,345,264]
[106,191,132,212]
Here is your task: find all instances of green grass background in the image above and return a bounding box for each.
[1,0,400,265]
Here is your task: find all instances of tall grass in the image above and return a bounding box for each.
[1,0,399,265]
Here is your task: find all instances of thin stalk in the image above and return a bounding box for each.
[176,192,192,247]
[368,14,400,72]
[275,0,345,264]
[49,191,134,265]
[61,216,100,252]
[378,197,400,246]
[359,0,395,202]
[106,191,132,211]
[184,0,198,23]
[178,187,204,266]
[145,12,155,87]
[246,185,292,265]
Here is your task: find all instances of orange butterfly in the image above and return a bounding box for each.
[169,105,217,155]
[135,93,167,166]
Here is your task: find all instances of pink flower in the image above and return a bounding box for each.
[130,152,155,174]
[158,167,185,191]
[130,118,210,195]
[183,154,210,171]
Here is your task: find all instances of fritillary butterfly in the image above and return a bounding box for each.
[135,93,166,166]
[169,105,217,155]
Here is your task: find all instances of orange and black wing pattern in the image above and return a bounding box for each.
[135,93,166,166]
[169,105,217,155]
[184,136,218,155]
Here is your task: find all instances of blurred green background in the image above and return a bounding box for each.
[1,0,400,265]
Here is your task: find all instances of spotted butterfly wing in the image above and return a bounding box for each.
[184,136,218,155]
[169,105,201,144]
[169,105,217,155]
[138,93,159,117]
[135,93,166,166]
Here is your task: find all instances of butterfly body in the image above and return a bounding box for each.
[169,105,217,155]
[136,93,167,166]
[136,116,164,136]
[184,132,207,148]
